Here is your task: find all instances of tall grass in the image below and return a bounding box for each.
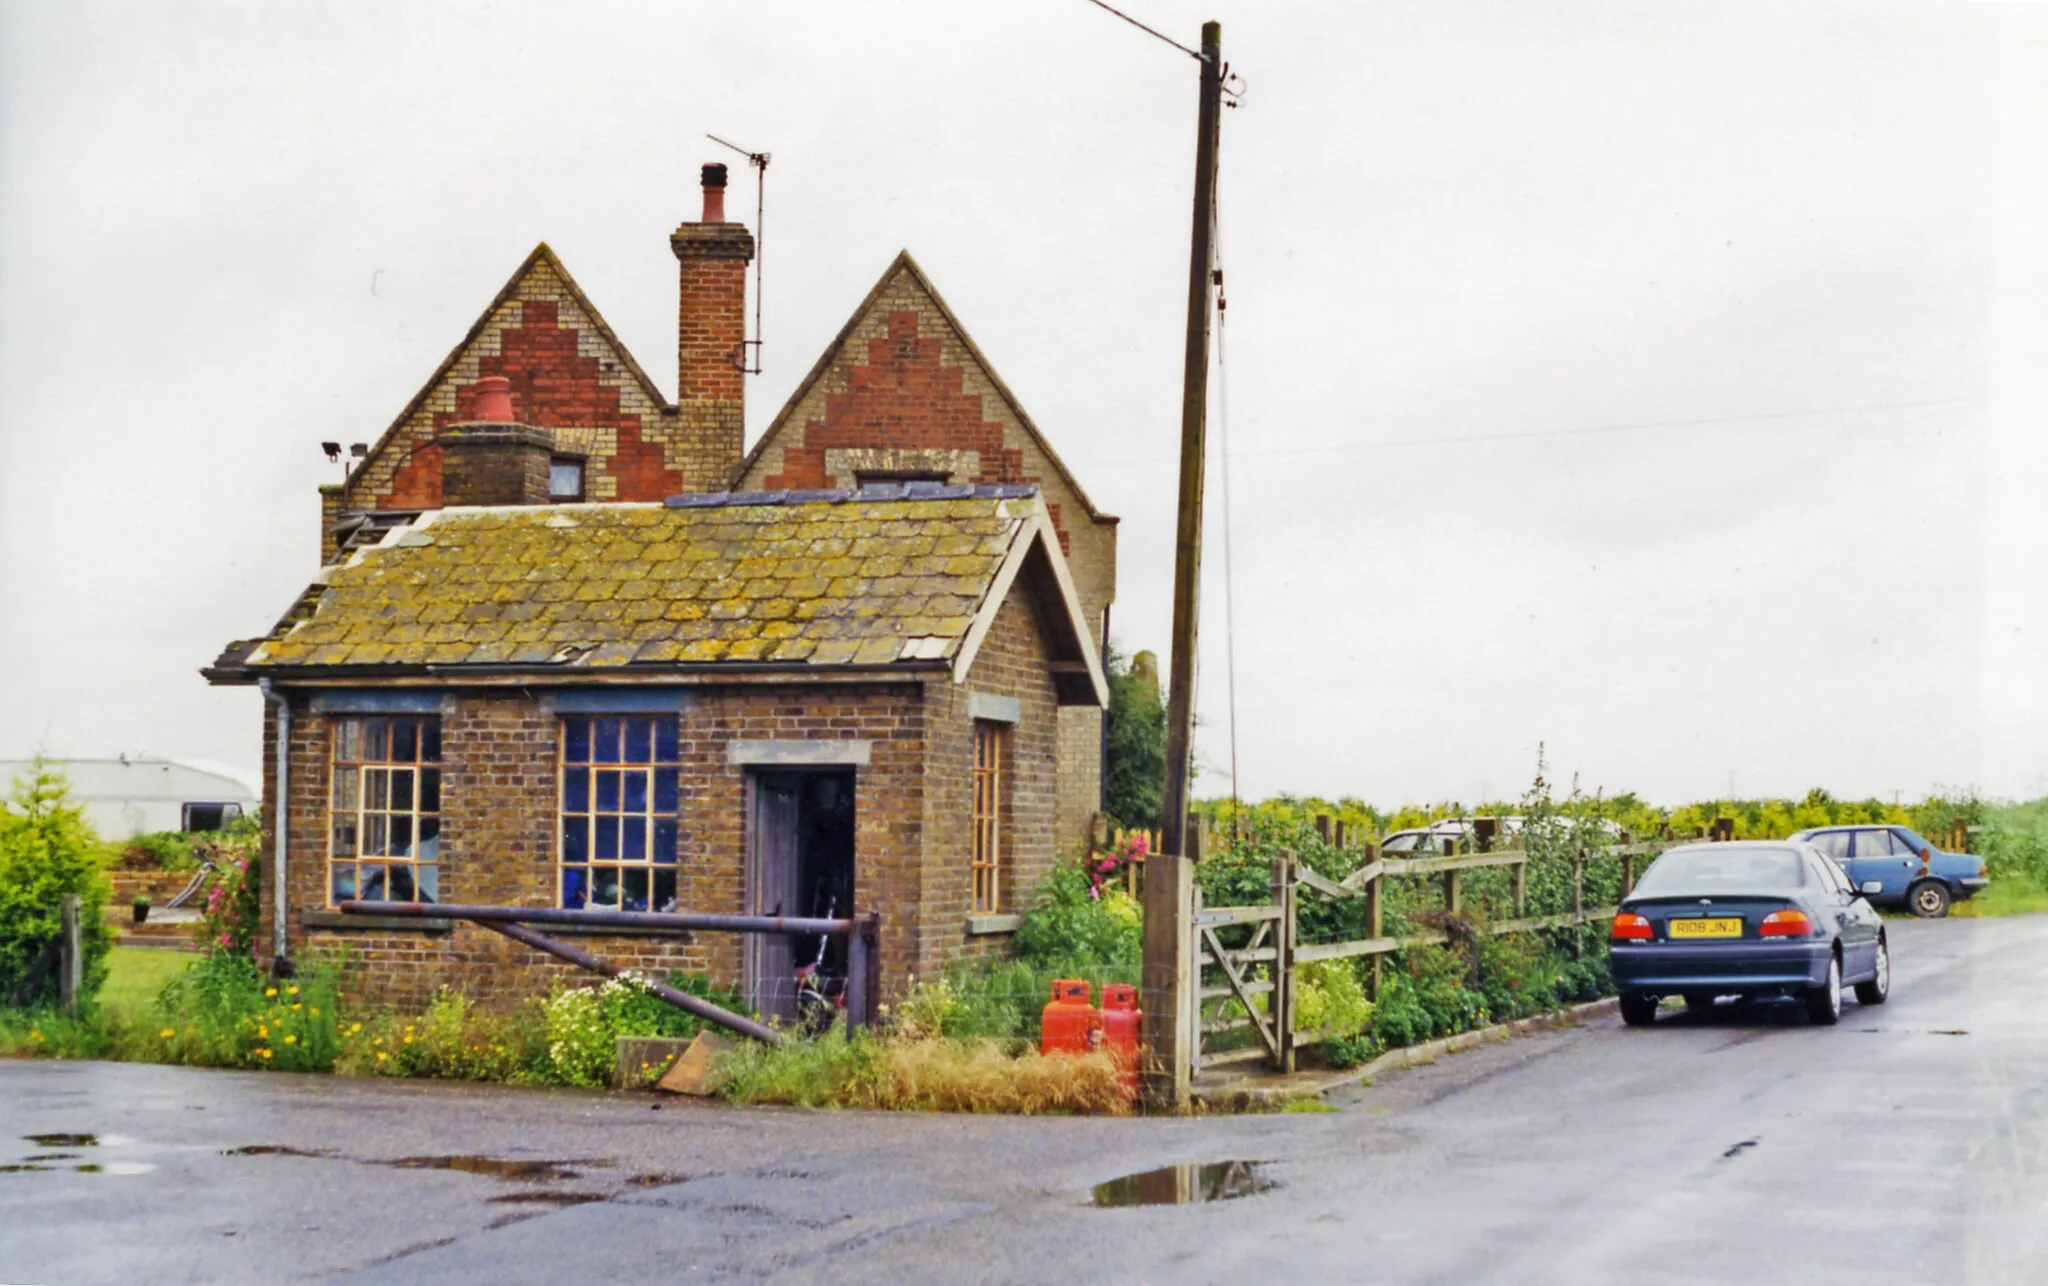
[714,1024,1134,1114]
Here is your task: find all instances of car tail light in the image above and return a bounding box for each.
[1759,910,1813,938]
[1611,912,1653,941]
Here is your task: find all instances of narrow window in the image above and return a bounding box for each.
[549,457,585,502]
[972,720,1006,914]
[329,715,441,905]
[560,715,680,912]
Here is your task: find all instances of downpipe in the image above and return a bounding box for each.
[259,678,291,974]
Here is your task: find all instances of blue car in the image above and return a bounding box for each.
[1785,824,1988,918]
[1610,841,1888,1027]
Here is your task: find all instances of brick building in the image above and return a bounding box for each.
[208,165,1113,1014]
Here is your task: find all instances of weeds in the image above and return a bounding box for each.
[713,1023,1134,1114]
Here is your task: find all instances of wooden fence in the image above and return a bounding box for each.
[1187,834,1665,1075]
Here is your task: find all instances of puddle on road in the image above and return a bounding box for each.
[1092,1161,1274,1208]
[72,1163,156,1176]
[486,1190,608,1206]
[5,1134,154,1177]
[222,1145,332,1159]
[384,1155,592,1182]
[222,1147,599,1183]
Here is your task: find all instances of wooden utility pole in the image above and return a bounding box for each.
[1143,18,1223,1113]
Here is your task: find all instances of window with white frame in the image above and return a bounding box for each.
[329,715,441,904]
[559,715,680,911]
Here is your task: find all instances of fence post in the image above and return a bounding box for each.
[1512,853,1528,918]
[1365,861,1383,1001]
[1621,853,1637,897]
[1271,851,1297,1074]
[1572,847,1587,957]
[59,894,82,1019]
[1142,845,1196,1111]
[847,913,881,1030]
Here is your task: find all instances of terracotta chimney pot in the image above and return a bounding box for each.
[472,375,515,423]
[701,163,728,223]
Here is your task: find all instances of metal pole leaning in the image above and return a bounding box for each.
[476,919,786,1046]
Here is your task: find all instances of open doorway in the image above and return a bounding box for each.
[745,769,855,1023]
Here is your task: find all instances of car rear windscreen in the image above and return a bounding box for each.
[1633,847,1808,895]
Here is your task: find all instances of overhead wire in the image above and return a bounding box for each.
[1078,0,1207,61]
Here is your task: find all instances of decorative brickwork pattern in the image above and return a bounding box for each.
[327,247,741,562]
[734,253,1116,857]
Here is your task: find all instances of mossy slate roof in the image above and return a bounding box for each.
[212,484,1064,675]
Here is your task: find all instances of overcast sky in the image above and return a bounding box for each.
[2,0,2043,809]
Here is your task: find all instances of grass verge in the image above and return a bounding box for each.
[100,946,197,1016]
[1953,871,2048,918]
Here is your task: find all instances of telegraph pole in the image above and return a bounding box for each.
[1143,18,1222,1113]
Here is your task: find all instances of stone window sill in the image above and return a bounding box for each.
[303,911,452,933]
[302,910,695,940]
[966,913,1023,936]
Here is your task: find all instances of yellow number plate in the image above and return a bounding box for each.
[1668,917,1743,939]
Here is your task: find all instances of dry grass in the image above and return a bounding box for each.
[716,1030,1136,1115]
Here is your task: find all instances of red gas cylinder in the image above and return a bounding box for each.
[1040,978,1100,1056]
[1098,983,1142,1085]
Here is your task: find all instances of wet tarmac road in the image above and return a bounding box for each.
[3,915,2043,1284]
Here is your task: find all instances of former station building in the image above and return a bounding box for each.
[206,165,1115,1016]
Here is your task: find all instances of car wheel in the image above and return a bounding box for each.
[1619,991,1659,1027]
[1805,954,1842,1026]
[1908,880,1951,919]
[1854,936,1891,1006]
[1682,994,1717,1014]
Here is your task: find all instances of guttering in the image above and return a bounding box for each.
[204,660,951,686]
[258,678,290,970]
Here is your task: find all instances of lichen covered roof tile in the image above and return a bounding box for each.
[226,486,1037,674]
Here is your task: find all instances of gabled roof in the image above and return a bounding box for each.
[732,251,1113,523]
[341,243,674,506]
[206,485,1106,706]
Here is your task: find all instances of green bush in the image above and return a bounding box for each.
[117,831,201,872]
[0,763,113,1008]
[1293,958,1372,1039]
[1012,866,1142,973]
[1977,799,2048,887]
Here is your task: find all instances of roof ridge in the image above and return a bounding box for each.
[664,481,1038,510]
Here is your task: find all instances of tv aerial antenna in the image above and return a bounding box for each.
[707,133,769,375]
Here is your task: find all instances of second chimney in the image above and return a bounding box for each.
[440,376,553,506]
[669,162,755,489]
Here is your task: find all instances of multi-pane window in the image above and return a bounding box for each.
[972,721,1005,914]
[329,716,441,904]
[560,715,680,912]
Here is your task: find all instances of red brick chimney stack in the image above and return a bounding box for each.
[669,162,755,486]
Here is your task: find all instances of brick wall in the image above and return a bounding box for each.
[919,581,1063,972]
[267,679,935,1013]
[329,251,743,562]
[260,599,1071,1012]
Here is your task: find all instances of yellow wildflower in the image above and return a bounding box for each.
[291,1003,302,1012]
[403,1035,415,1045]
[265,988,277,998]
[376,1051,388,1063]
[309,1007,320,1016]
[288,985,299,996]
[258,1049,273,1060]
[159,1029,176,1039]
[257,1025,268,1038]
[284,1035,297,1045]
